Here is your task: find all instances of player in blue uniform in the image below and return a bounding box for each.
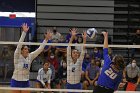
[93,31,125,93]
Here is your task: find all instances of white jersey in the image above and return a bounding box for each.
[67,46,85,84]
[37,68,52,86]
[12,31,47,81]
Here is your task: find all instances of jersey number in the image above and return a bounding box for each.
[72,67,75,72]
[104,68,117,79]
[23,64,28,69]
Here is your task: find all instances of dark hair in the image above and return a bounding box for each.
[69,27,76,32]
[71,48,80,57]
[113,55,125,70]
[21,45,29,50]
[130,58,136,63]
[43,60,50,65]
[101,29,107,32]
[62,57,67,63]
[77,36,83,43]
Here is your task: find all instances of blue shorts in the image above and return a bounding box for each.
[36,80,48,88]
[66,82,82,93]
[11,79,30,88]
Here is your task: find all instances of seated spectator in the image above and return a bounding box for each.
[56,35,67,53]
[90,47,101,60]
[0,46,13,78]
[123,58,140,90]
[47,52,59,72]
[83,58,100,90]
[52,27,61,41]
[59,52,67,66]
[82,53,90,72]
[36,60,52,89]
[131,29,140,57]
[95,59,101,68]
[57,59,67,89]
[82,53,90,81]
[1,46,12,59]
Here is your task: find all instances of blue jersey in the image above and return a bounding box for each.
[97,48,122,90]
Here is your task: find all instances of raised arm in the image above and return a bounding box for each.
[102,31,111,66]
[102,31,108,48]
[30,30,52,61]
[67,28,77,59]
[79,31,86,59]
[69,28,77,44]
[14,23,29,61]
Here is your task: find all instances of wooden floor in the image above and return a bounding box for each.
[0,90,11,93]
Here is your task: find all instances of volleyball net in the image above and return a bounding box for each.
[0,41,139,93]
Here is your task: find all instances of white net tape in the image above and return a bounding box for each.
[0,87,139,93]
[0,41,140,48]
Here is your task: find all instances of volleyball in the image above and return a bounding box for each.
[86,28,98,39]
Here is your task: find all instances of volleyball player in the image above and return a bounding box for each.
[66,29,86,92]
[11,23,52,93]
[93,31,125,93]
[36,60,52,92]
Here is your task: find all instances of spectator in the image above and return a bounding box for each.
[56,35,67,54]
[75,35,83,51]
[81,53,90,82]
[47,52,59,72]
[1,46,12,59]
[83,58,100,90]
[90,47,101,60]
[82,53,90,72]
[131,29,140,57]
[96,59,101,68]
[0,46,13,79]
[59,52,67,66]
[57,59,67,89]
[52,27,61,41]
[123,59,140,90]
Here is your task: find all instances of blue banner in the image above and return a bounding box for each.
[0,17,35,27]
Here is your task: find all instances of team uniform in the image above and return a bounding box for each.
[93,48,123,93]
[11,31,47,88]
[66,46,85,91]
[36,68,52,88]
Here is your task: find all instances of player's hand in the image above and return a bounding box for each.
[102,31,108,37]
[45,29,53,40]
[71,28,77,36]
[22,23,29,32]
[123,78,127,83]
[82,31,87,39]
[89,80,93,85]
[135,83,139,87]
[43,85,47,88]
[119,82,125,88]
